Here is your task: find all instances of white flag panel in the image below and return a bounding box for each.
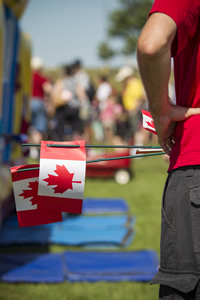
[38,158,86,199]
[13,177,38,212]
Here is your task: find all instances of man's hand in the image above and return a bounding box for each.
[152,103,200,155]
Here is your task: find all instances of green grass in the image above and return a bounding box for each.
[0,156,168,300]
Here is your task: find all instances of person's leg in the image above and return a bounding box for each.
[31,99,47,136]
[195,280,200,299]
[154,167,200,299]
[66,107,84,137]
[30,99,46,158]
[55,106,65,141]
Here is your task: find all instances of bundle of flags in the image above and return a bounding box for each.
[10,110,160,228]
[11,140,86,227]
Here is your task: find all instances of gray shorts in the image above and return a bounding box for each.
[151,166,200,295]
[159,283,200,299]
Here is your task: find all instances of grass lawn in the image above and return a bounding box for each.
[0,155,168,300]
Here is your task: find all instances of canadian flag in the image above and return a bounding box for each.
[142,109,157,135]
[38,140,86,214]
[10,164,62,227]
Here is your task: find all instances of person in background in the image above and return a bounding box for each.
[29,56,51,159]
[115,65,148,147]
[100,94,127,151]
[51,65,83,141]
[72,59,90,94]
[137,0,200,299]
[95,75,113,112]
[72,59,93,142]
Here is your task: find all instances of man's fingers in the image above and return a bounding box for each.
[166,138,174,150]
[186,107,200,118]
[160,141,171,156]
[154,105,200,157]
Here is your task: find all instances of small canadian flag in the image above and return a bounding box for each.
[10,164,62,227]
[38,140,86,213]
[142,109,157,135]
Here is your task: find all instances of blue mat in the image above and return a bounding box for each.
[0,250,159,283]
[0,253,64,283]
[0,215,134,247]
[60,214,134,229]
[82,198,129,214]
[2,214,134,229]
[51,227,134,247]
[65,250,159,282]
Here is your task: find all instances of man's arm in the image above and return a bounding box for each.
[137,12,200,154]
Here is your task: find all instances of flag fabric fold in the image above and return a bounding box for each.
[10,164,62,227]
[38,140,86,214]
[142,110,157,135]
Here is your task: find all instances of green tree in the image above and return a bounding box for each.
[103,0,153,56]
[98,41,115,64]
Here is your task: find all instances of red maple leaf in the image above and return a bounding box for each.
[146,120,155,129]
[19,181,38,206]
[43,164,81,194]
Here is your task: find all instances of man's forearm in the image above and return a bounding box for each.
[137,13,177,119]
[137,13,200,154]
[137,41,171,118]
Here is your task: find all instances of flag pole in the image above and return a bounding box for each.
[16,152,165,172]
[86,152,165,163]
[21,143,162,150]
[136,149,164,154]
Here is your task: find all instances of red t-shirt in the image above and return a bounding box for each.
[149,0,200,172]
[32,71,48,99]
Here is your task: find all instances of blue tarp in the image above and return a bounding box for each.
[0,253,64,283]
[0,250,159,283]
[82,198,129,214]
[65,250,159,282]
[59,214,135,229]
[2,214,134,229]
[0,214,134,247]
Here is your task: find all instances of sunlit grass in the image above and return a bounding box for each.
[0,155,168,300]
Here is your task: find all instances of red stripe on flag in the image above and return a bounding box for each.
[11,164,63,227]
[145,128,157,135]
[142,109,153,118]
[17,210,62,227]
[40,140,86,161]
[38,196,83,214]
[11,164,39,182]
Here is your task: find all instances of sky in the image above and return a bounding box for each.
[20,0,132,69]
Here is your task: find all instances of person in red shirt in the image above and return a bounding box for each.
[30,57,51,158]
[137,1,200,299]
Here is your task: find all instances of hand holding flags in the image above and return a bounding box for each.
[10,136,164,227]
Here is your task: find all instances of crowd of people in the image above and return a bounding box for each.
[29,57,156,158]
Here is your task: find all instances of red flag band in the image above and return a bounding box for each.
[10,164,62,227]
[38,140,86,213]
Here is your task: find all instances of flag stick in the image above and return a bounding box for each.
[17,167,40,172]
[136,149,164,154]
[16,152,165,172]
[21,143,162,150]
[86,152,165,163]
